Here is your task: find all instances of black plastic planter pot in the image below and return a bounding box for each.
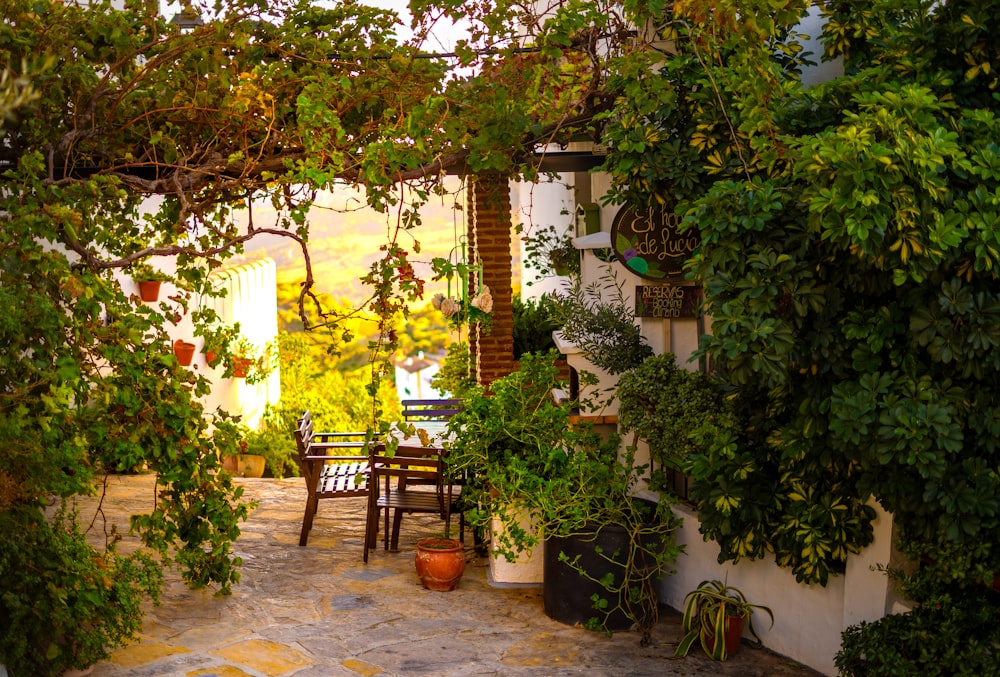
[543,525,635,631]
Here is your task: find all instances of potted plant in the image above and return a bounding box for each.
[229,336,277,384]
[244,409,299,479]
[523,225,580,278]
[617,352,736,495]
[444,351,682,642]
[674,580,774,661]
[549,272,653,376]
[129,263,171,302]
[414,532,466,591]
[172,339,197,366]
[221,435,266,478]
[221,448,265,478]
[195,322,239,368]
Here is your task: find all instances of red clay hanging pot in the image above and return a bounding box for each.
[138,280,161,302]
[173,340,196,366]
[232,356,251,378]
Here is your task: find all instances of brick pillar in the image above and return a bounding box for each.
[468,174,515,387]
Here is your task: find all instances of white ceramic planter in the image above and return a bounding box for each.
[488,507,545,587]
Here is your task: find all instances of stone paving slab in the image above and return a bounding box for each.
[72,474,822,677]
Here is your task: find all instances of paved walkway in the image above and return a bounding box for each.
[76,474,822,677]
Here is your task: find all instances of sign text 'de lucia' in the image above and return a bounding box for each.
[611,203,699,281]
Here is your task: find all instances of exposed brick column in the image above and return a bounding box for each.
[468,174,515,387]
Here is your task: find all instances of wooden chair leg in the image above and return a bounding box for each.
[363,499,377,563]
[299,493,319,547]
[390,509,404,551]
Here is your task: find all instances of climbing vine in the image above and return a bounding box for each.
[600,0,1000,593]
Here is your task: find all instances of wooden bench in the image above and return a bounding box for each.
[401,398,463,421]
[294,411,372,546]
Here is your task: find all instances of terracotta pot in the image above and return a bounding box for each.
[415,538,465,591]
[173,340,196,366]
[238,454,266,478]
[204,348,218,365]
[221,454,266,478]
[705,613,745,658]
[232,356,251,378]
[138,280,161,302]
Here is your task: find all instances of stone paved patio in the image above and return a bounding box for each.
[71,474,823,677]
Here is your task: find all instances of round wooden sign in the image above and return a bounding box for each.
[610,203,699,281]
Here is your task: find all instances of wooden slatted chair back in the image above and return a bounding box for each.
[400,398,463,421]
[293,410,372,546]
[364,442,463,562]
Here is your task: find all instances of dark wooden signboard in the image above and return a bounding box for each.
[635,285,702,319]
[610,203,699,281]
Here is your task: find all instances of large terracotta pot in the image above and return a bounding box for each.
[173,340,196,366]
[221,454,266,478]
[415,538,465,591]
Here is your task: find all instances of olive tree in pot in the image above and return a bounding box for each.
[444,351,683,644]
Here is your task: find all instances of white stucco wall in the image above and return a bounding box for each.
[662,502,895,675]
[514,172,577,299]
[198,258,281,429]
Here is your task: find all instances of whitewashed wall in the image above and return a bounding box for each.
[198,258,281,429]
[116,256,278,429]
[514,169,578,299]
[662,502,896,676]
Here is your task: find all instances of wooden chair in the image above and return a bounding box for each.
[401,398,464,422]
[293,411,372,546]
[363,442,464,563]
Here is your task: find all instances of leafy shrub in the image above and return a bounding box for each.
[836,594,1000,676]
[512,293,558,358]
[617,353,735,486]
[0,506,162,677]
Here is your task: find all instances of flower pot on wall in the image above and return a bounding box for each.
[138,280,161,302]
[415,538,465,591]
[232,357,251,378]
[173,340,196,366]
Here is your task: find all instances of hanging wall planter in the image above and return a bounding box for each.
[130,263,169,302]
[138,280,162,302]
[231,356,251,378]
[173,340,196,366]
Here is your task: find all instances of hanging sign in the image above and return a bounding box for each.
[635,284,702,319]
[610,203,699,281]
